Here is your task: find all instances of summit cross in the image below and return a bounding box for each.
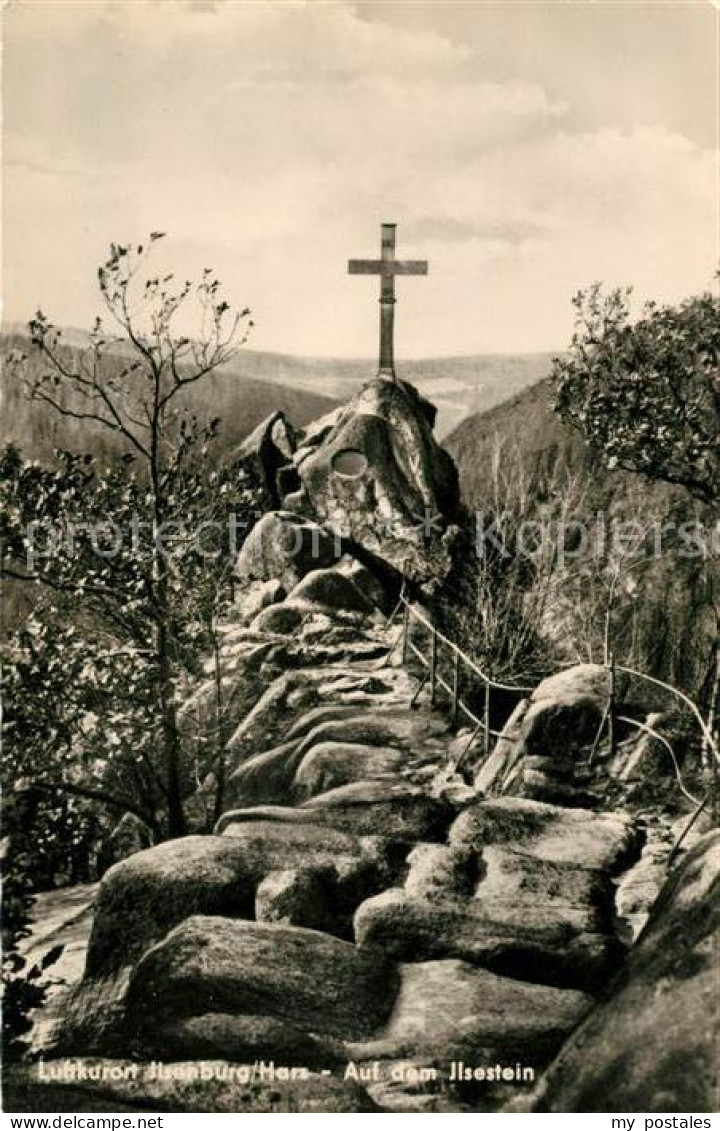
[348,223,428,382]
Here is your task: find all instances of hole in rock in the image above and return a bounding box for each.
[332,448,368,479]
[277,463,302,499]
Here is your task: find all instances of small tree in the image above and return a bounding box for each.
[1,443,261,844]
[553,285,720,506]
[3,237,255,838]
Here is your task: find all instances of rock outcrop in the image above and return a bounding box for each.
[474,663,686,813]
[283,378,460,588]
[28,377,717,1115]
[85,824,392,977]
[233,511,343,596]
[475,664,610,803]
[510,831,720,1113]
[126,917,399,1043]
[227,704,451,808]
[354,799,637,992]
[227,410,298,508]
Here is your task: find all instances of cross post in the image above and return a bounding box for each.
[348,223,428,382]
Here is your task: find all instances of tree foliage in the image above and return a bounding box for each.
[2,237,261,843]
[1,440,261,844]
[553,285,720,505]
[1,834,64,1062]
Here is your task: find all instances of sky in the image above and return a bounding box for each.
[4,0,719,358]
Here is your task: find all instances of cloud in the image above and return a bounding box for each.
[405,216,546,246]
[4,1,715,357]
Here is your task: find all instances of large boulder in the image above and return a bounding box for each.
[218,817,376,867]
[283,378,459,588]
[354,798,637,992]
[293,742,407,798]
[354,887,621,992]
[469,843,614,934]
[449,797,638,873]
[220,783,454,844]
[233,511,342,593]
[125,916,399,1042]
[512,831,720,1112]
[523,664,611,734]
[220,818,390,934]
[302,782,454,845]
[227,709,450,808]
[86,824,387,976]
[225,739,309,808]
[348,958,592,1066]
[86,837,255,977]
[475,665,613,804]
[227,410,297,508]
[225,686,410,780]
[284,703,377,742]
[286,567,375,617]
[246,564,381,635]
[285,707,449,751]
[250,603,306,634]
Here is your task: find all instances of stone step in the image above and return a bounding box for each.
[347,957,592,1078]
[352,796,640,993]
[354,887,622,993]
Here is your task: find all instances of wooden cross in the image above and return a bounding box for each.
[348,223,428,381]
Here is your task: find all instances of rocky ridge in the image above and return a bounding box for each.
[11,377,718,1114]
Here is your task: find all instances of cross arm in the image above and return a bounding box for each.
[348,259,382,274]
[393,260,428,275]
[348,259,428,276]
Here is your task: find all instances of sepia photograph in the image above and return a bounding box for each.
[1,0,718,1118]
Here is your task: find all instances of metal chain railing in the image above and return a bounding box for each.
[383,582,719,841]
[385,590,533,770]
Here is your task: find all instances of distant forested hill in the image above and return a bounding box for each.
[0,331,340,464]
[225,349,552,438]
[445,377,583,500]
[1,326,552,451]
